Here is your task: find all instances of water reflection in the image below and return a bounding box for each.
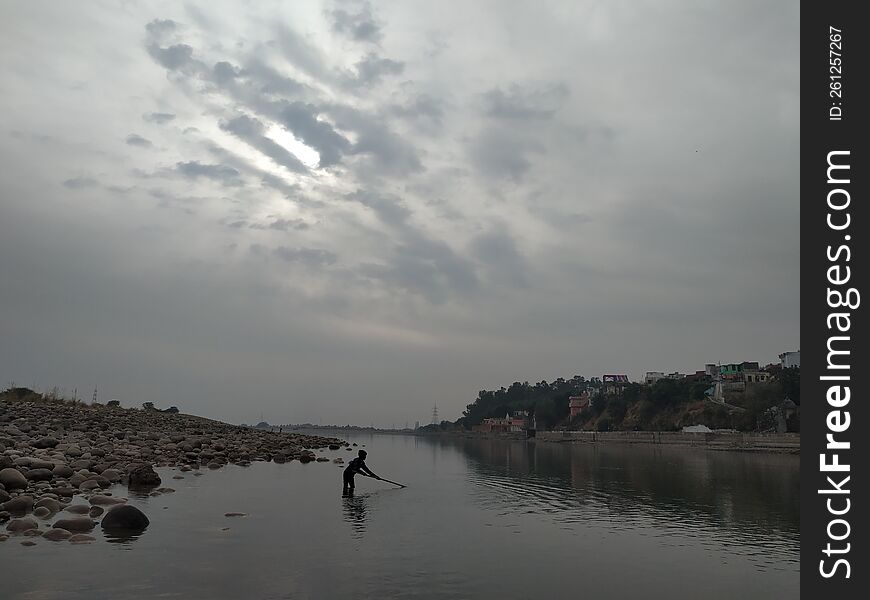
[342,493,370,539]
[451,438,799,568]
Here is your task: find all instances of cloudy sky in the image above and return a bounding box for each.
[0,1,799,426]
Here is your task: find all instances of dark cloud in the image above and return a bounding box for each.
[220,114,308,173]
[143,112,176,124]
[328,104,423,175]
[268,218,309,231]
[273,24,328,78]
[330,5,382,43]
[483,83,569,120]
[248,217,309,231]
[347,189,411,227]
[471,228,528,287]
[147,43,198,71]
[171,161,242,185]
[125,133,153,148]
[145,19,177,39]
[277,101,350,167]
[347,54,403,87]
[360,234,478,304]
[251,244,337,267]
[241,59,307,97]
[62,176,98,189]
[468,128,542,182]
[213,61,242,85]
[389,94,444,124]
[273,246,337,266]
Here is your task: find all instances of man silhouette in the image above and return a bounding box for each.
[343,450,379,496]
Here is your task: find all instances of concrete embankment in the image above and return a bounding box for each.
[535,430,799,453]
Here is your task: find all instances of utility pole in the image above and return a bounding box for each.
[431,404,439,425]
[92,387,98,404]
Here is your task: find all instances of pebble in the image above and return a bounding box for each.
[6,517,38,533]
[52,517,96,532]
[43,528,73,541]
[32,507,51,519]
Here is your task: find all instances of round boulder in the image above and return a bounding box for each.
[52,517,96,533]
[42,528,72,541]
[89,495,126,506]
[2,495,34,514]
[34,498,62,513]
[26,468,53,482]
[0,468,28,490]
[6,517,38,533]
[101,505,149,533]
[69,533,96,544]
[52,465,74,479]
[128,465,161,487]
[32,506,51,519]
[33,437,60,449]
[64,504,91,514]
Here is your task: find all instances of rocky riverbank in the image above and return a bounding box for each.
[0,389,348,546]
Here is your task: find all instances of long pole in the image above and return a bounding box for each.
[366,474,406,488]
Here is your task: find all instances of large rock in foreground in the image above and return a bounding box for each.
[101,505,149,533]
[0,468,28,490]
[52,517,96,533]
[128,465,161,488]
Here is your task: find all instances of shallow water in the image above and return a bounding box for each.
[3,432,799,599]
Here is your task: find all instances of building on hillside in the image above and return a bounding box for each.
[475,411,530,433]
[743,370,770,384]
[644,372,665,385]
[665,372,684,380]
[704,364,718,377]
[602,374,630,395]
[569,391,592,418]
[779,350,801,369]
[684,370,710,382]
[510,411,530,432]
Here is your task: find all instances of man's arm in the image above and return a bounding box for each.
[361,464,379,478]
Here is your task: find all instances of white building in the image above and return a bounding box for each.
[779,351,800,369]
[644,371,665,384]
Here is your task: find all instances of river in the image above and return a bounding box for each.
[3,432,799,599]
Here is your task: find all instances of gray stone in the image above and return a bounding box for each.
[69,533,96,543]
[6,517,38,533]
[33,437,60,449]
[32,506,51,519]
[64,504,91,514]
[79,480,101,491]
[1,495,34,514]
[26,468,53,482]
[100,468,122,482]
[52,465,74,478]
[89,495,126,506]
[101,505,149,532]
[0,468,27,489]
[52,516,96,532]
[89,506,104,518]
[34,498,62,513]
[128,464,161,487]
[42,528,72,541]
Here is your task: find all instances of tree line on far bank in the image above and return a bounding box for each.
[419,368,800,433]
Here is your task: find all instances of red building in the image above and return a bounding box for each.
[569,391,592,418]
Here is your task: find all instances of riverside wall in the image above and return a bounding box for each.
[534,430,799,452]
